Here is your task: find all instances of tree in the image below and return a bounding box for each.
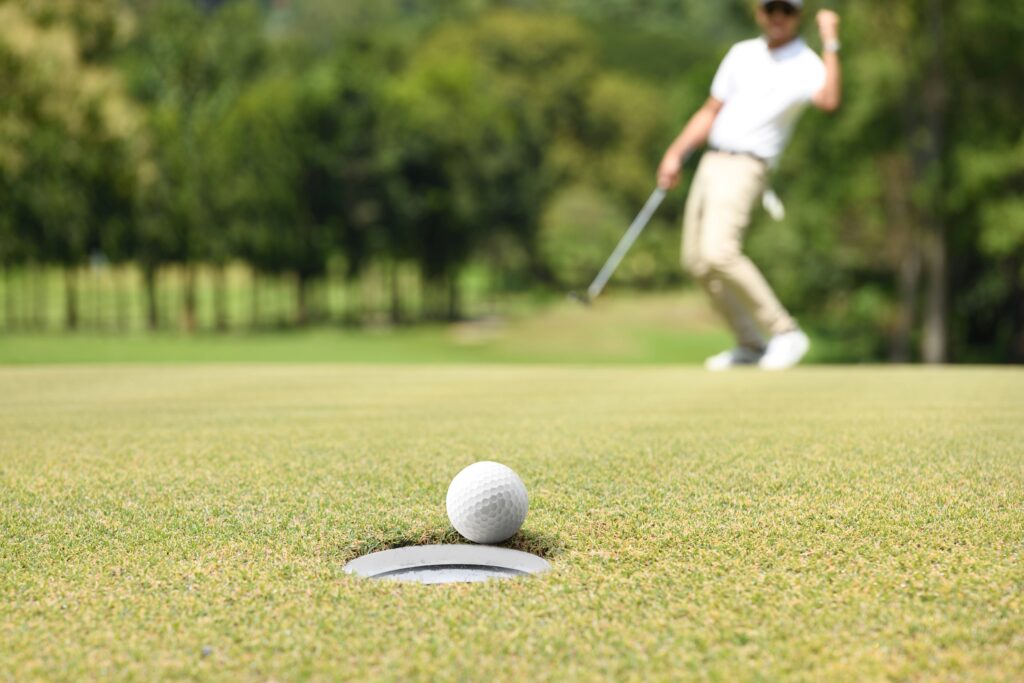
[763,0,1024,363]
[944,3,1024,362]
[219,69,355,326]
[0,0,139,331]
[125,0,266,330]
[380,10,608,317]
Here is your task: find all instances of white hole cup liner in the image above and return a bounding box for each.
[344,544,551,584]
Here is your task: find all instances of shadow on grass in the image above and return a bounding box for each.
[502,527,565,559]
[346,525,564,562]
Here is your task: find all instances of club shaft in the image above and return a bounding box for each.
[586,187,666,300]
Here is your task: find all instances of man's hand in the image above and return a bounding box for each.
[657,97,722,189]
[813,10,842,111]
[657,154,683,190]
[816,9,840,42]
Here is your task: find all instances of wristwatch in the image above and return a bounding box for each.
[823,39,841,53]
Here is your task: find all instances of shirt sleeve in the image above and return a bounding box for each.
[710,46,739,102]
[803,54,827,101]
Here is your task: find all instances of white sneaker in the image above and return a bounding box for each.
[759,329,810,370]
[704,346,764,371]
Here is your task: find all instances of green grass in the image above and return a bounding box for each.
[2,365,1022,681]
[0,292,734,365]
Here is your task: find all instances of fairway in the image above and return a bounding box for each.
[2,365,1022,681]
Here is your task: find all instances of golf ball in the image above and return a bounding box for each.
[446,461,529,544]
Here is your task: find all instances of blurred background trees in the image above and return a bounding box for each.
[0,0,1021,362]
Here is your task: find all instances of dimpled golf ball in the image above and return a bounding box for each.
[446,461,529,544]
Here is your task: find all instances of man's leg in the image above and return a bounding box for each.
[697,154,797,337]
[681,154,766,356]
[696,153,810,369]
[697,276,766,350]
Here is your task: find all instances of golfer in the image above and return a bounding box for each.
[658,0,841,370]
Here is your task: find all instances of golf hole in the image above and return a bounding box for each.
[344,544,551,585]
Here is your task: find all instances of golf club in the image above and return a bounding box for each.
[569,185,667,305]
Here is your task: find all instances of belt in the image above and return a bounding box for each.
[709,148,767,165]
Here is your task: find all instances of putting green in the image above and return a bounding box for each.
[1,366,1022,681]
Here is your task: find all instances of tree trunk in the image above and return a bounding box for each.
[296,272,308,326]
[14,267,22,330]
[882,155,920,363]
[183,264,197,332]
[919,0,948,364]
[390,261,402,325]
[892,245,921,363]
[64,267,79,331]
[2,265,13,331]
[214,263,228,332]
[325,268,335,323]
[143,264,159,331]
[447,271,460,322]
[421,272,438,321]
[116,265,131,332]
[250,269,260,329]
[277,274,288,327]
[32,265,48,331]
[88,263,97,331]
[344,275,362,325]
[921,228,948,363]
[1011,259,1024,363]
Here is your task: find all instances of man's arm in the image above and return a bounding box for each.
[812,10,842,112]
[657,97,723,189]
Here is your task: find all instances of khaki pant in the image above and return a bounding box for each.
[682,151,796,350]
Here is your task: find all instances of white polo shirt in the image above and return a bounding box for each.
[708,36,825,166]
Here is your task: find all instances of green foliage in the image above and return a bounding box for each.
[539,185,629,287]
[1,0,1022,359]
[218,74,306,273]
[0,1,138,271]
[18,0,126,62]
[126,0,268,269]
[738,0,1024,362]
[380,10,602,296]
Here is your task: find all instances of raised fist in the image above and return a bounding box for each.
[816,9,840,42]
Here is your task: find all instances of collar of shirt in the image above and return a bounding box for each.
[759,35,808,60]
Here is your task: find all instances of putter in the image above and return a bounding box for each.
[569,186,667,305]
